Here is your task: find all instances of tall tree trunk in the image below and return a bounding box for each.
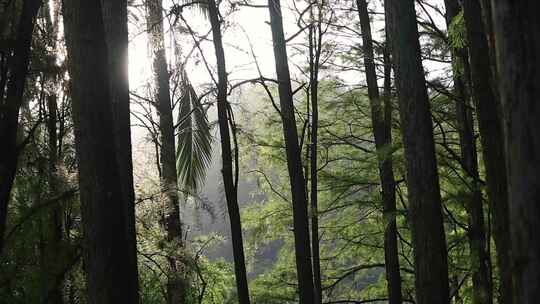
[44,94,64,304]
[308,5,322,304]
[144,1,186,302]
[0,0,41,255]
[99,0,140,297]
[207,1,251,303]
[267,0,315,302]
[63,0,140,303]
[443,1,492,303]
[384,0,450,303]
[383,41,403,304]
[42,3,65,301]
[356,1,402,303]
[490,2,540,303]
[461,2,512,303]
[477,0,498,90]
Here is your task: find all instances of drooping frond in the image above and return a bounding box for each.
[175,76,213,193]
[172,0,209,19]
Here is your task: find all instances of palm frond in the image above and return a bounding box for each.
[174,0,209,18]
[175,76,213,193]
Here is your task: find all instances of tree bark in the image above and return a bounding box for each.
[63,0,140,303]
[44,94,64,304]
[461,2,512,303]
[384,0,450,303]
[267,0,315,303]
[99,0,140,298]
[144,1,187,302]
[207,1,251,303]
[356,1,402,303]
[443,1,492,303]
[490,2,540,303]
[42,4,65,301]
[308,5,322,304]
[477,0,498,88]
[0,0,41,255]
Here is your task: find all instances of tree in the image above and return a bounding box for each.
[43,94,64,304]
[490,1,540,303]
[145,0,187,302]
[267,0,315,302]
[42,2,65,301]
[384,0,450,303]
[63,0,140,302]
[0,0,41,255]
[461,2,512,302]
[207,0,251,303]
[444,1,492,303]
[307,3,323,303]
[355,1,402,303]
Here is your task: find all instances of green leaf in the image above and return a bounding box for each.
[176,75,213,193]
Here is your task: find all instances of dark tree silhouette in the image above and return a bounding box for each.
[491,1,540,303]
[207,0,252,303]
[444,1,492,303]
[461,2,512,302]
[0,0,41,254]
[145,0,187,302]
[355,1,402,303]
[385,0,450,303]
[63,0,140,302]
[268,0,315,302]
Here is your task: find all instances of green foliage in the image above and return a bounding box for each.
[448,10,467,76]
[176,78,213,193]
[236,82,411,302]
[229,77,491,303]
[192,258,236,304]
[0,114,82,303]
[448,10,467,50]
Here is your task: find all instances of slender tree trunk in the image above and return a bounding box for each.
[443,1,492,303]
[0,53,7,106]
[44,94,64,304]
[267,0,315,302]
[477,0,498,90]
[490,2,540,303]
[308,5,322,304]
[356,1,402,303]
[42,4,65,301]
[384,0,450,303]
[207,1,251,303]
[63,0,140,303]
[0,0,41,255]
[144,1,186,302]
[461,2,512,303]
